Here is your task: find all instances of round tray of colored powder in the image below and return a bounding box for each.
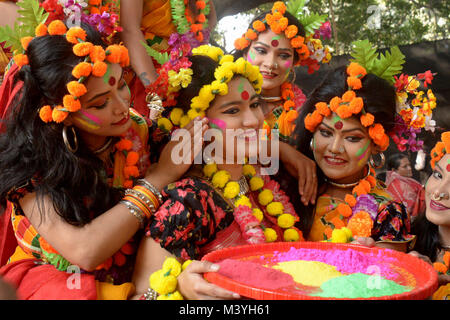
[202,241,438,300]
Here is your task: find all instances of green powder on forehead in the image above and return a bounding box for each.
[311,273,411,299]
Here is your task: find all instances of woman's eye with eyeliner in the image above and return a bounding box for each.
[319,129,332,137]
[432,170,442,179]
[346,136,362,143]
[251,102,261,109]
[254,47,266,55]
[223,108,239,115]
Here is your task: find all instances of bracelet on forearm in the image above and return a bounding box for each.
[139,288,159,300]
[123,188,155,219]
[136,178,163,205]
[120,199,146,229]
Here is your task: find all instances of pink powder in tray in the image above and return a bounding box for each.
[217,258,296,290]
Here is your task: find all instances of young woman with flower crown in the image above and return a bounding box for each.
[288,62,419,251]
[409,132,450,299]
[132,45,304,300]
[233,1,332,207]
[0,20,216,300]
[120,0,217,118]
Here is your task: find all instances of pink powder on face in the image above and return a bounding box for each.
[269,248,400,281]
[218,258,295,290]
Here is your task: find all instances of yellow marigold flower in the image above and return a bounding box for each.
[211,80,229,96]
[283,228,300,241]
[252,208,264,222]
[331,228,348,243]
[179,115,191,128]
[215,65,234,82]
[223,181,240,199]
[234,57,248,75]
[267,201,284,216]
[212,170,231,188]
[182,260,192,271]
[178,68,193,88]
[242,164,256,177]
[197,85,215,105]
[157,117,173,132]
[150,270,178,295]
[157,290,184,300]
[219,54,235,65]
[264,228,277,242]
[249,176,264,191]
[258,189,273,206]
[277,213,294,228]
[203,163,218,178]
[162,257,182,277]
[170,108,184,126]
[187,108,205,120]
[234,195,252,208]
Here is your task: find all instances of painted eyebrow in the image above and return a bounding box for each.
[254,41,291,52]
[321,122,366,134]
[86,69,125,103]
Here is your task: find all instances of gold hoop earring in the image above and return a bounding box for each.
[369,153,385,169]
[289,68,296,83]
[62,126,78,153]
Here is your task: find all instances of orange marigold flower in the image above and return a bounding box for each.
[304,112,322,132]
[442,131,450,154]
[329,96,342,112]
[270,21,282,34]
[90,7,101,15]
[126,151,139,166]
[282,88,294,100]
[285,25,298,39]
[347,62,367,78]
[72,62,92,79]
[63,95,81,112]
[433,262,448,274]
[350,97,364,114]
[286,109,298,122]
[296,44,310,59]
[347,211,373,238]
[66,27,87,44]
[245,29,258,41]
[252,20,266,32]
[92,61,108,77]
[377,134,390,151]
[90,45,106,63]
[366,175,377,188]
[278,17,289,31]
[283,100,295,111]
[196,0,206,10]
[342,90,356,102]
[234,37,250,50]
[124,165,139,179]
[35,23,48,37]
[48,20,67,35]
[20,36,33,50]
[353,184,368,197]
[73,42,93,57]
[197,13,206,24]
[272,1,287,14]
[89,0,101,5]
[123,180,133,189]
[190,23,203,34]
[324,226,333,240]
[369,123,385,142]
[347,76,362,90]
[336,105,353,119]
[290,36,304,48]
[105,45,122,64]
[195,31,204,42]
[443,251,450,267]
[13,54,28,68]
[331,217,345,229]
[315,102,331,117]
[119,46,130,67]
[116,139,133,151]
[52,106,68,123]
[360,113,374,127]
[345,194,357,207]
[39,105,53,123]
[337,203,353,217]
[359,179,372,193]
[67,81,87,97]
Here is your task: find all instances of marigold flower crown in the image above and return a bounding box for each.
[430,131,450,170]
[304,62,390,151]
[13,19,129,124]
[155,45,264,132]
[234,1,331,70]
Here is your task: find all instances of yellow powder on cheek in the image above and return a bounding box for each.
[272,260,343,287]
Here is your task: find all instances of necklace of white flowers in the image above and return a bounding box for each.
[202,162,303,243]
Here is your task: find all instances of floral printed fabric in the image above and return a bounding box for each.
[146,177,235,260]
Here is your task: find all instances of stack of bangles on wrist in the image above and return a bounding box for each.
[120,179,163,228]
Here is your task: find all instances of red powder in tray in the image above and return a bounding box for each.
[217,258,295,290]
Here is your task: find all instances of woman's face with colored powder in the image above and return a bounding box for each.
[68,63,132,140]
[425,154,450,227]
[245,29,295,95]
[206,76,264,163]
[312,114,378,184]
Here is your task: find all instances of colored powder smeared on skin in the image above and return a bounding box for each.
[272,261,342,287]
[270,248,400,281]
[218,259,295,290]
[311,273,411,298]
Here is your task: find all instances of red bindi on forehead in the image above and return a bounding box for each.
[241,90,250,100]
[334,121,343,130]
[271,39,279,47]
[108,76,116,87]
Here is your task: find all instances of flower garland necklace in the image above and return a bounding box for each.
[170,0,210,42]
[203,162,303,243]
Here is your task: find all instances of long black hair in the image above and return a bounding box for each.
[233,10,306,64]
[277,66,397,237]
[411,213,440,261]
[0,22,122,226]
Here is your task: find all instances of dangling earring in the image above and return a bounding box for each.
[310,138,314,151]
[62,126,78,153]
[288,68,296,83]
[369,153,385,169]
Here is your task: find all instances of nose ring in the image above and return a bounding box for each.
[431,192,449,201]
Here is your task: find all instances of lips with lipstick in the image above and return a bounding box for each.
[112,113,130,126]
[429,199,450,211]
[324,155,348,166]
[260,70,278,80]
